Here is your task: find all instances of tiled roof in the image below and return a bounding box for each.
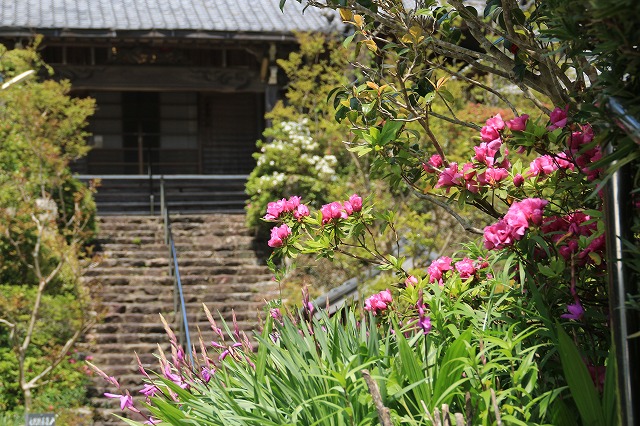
[0,0,337,36]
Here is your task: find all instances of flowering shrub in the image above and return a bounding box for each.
[91,105,621,425]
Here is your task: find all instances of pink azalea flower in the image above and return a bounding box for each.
[423,154,443,173]
[512,198,548,226]
[348,194,363,212]
[321,201,347,224]
[455,257,476,279]
[474,139,502,166]
[364,289,393,315]
[427,256,453,285]
[293,204,310,220]
[436,163,463,191]
[529,155,558,177]
[268,224,292,248]
[513,173,524,187]
[548,105,569,130]
[485,113,506,131]
[264,198,288,220]
[480,125,501,142]
[405,275,419,286]
[286,196,302,210]
[483,219,514,250]
[506,114,529,131]
[484,167,509,186]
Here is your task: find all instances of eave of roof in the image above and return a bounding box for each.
[0,27,305,43]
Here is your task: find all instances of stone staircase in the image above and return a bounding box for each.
[83,214,276,424]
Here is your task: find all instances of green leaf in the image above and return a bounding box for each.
[438,88,454,103]
[343,33,356,48]
[555,323,605,426]
[602,346,618,426]
[432,328,471,408]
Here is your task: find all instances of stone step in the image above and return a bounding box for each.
[89,257,171,268]
[84,267,170,277]
[100,248,259,260]
[88,332,168,345]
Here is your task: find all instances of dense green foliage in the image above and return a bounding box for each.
[92,0,638,424]
[0,41,96,416]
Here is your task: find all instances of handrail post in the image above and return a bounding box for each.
[148,160,154,215]
[160,176,165,220]
[159,178,194,366]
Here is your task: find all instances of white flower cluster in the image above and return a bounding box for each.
[253,171,287,194]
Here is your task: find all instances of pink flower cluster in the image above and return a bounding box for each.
[264,196,310,221]
[547,106,569,131]
[425,256,488,284]
[484,198,549,250]
[567,124,602,181]
[364,289,393,315]
[268,224,292,248]
[321,194,362,224]
[431,114,517,194]
[541,211,604,266]
[427,256,453,285]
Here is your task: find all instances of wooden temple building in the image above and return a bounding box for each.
[0,0,337,177]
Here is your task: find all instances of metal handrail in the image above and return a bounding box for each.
[160,178,194,366]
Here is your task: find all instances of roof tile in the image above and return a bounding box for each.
[1,0,337,34]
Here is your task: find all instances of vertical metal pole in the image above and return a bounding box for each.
[148,145,154,215]
[137,123,144,175]
[605,149,639,426]
[160,176,165,220]
[605,98,640,426]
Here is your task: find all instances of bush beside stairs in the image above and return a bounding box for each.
[82,214,276,424]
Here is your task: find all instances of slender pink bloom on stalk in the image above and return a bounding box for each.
[145,418,162,425]
[139,384,159,399]
[104,391,136,411]
[268,223,292,248]
[506,114,529,131]
[416,302,432,335]
[548,105,569,130]
[561,301,584,321]
[201,367,215,383]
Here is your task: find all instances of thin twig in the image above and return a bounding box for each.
[411,190,484,234]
